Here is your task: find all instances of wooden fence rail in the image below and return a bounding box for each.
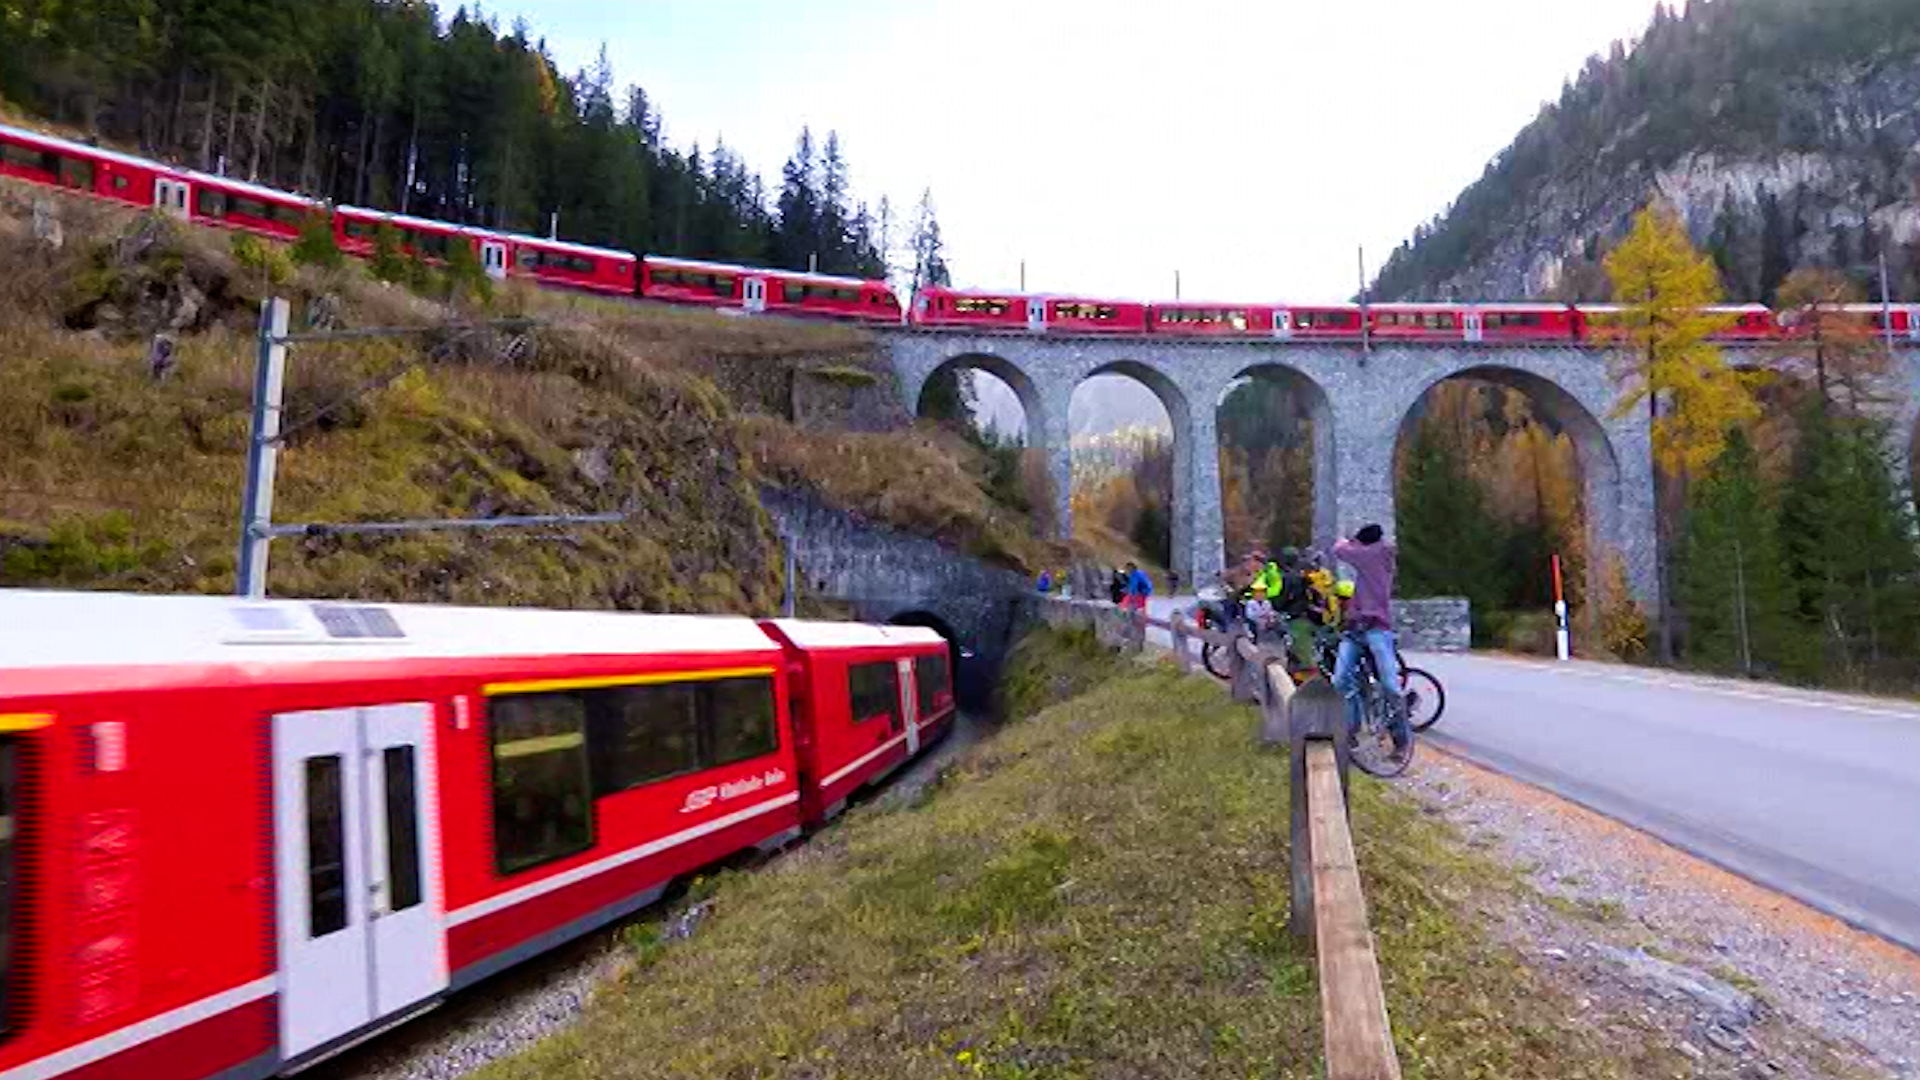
[1040,599,1402,1080]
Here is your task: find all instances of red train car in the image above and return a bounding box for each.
[1149,302,1282,337]
[1709,304,1783,340]
[0,592,951,1080]
[1,120,188,214]
[1473,303,1582,343]
[642,257,901,322]
[1840,303,1920,340]
[1044,296,1148,334]
[1366,303,1469,340]
[1276,305,1365,339]
[759,621,954,822]
[503,233,636,296]
[911,287,1041,332]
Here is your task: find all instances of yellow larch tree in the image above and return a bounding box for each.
[1602,202,1760,661]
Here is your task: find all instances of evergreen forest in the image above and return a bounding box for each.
[0,0,952,282]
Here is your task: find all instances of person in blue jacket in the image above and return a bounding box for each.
[1121,561,1154,613]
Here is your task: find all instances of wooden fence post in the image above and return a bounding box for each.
[1170,614,1192,672]
[1288,678,1345,937]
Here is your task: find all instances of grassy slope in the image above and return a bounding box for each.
[0,177,1059,605]
[476,626,1641,1080]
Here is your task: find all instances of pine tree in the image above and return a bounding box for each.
[817,131,850,273]
[1603,201,1760,662]
[1397,422,1512,643]
[775,127,818,270]
[909,188,949,291]
[1680,427,1789,675]
[1778,405,1920,687]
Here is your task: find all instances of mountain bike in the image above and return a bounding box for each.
[1313,628,1415,778]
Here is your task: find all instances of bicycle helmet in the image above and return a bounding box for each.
[1334,579,1356,599]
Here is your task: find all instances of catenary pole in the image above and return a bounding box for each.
[236,298,290,599]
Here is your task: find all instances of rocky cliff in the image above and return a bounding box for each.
[1372,0,1920,304]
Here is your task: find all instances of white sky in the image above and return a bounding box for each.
[524,0,1669,303]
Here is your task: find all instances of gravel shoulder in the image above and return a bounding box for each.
[1399,743,1920,1080]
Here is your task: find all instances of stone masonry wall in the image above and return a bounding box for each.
[1395,598,1472,652]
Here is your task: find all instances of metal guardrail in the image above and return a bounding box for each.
[1041,598,1402,1080]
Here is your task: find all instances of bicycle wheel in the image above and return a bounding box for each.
[1349,683,1414,778]
[1202,641,1234,680]
[1402,667,1446,732]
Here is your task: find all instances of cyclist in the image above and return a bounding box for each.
[1333,524,1409,754]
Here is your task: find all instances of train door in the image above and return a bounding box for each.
[273,703,446,1061]
[1463,311,1484,343]
[1026,298,1047,332]
[153,178,190,218]
[1273,310,1294,340]
[896,658,920,755]
[744,277,767,313]
[480,241,508,280]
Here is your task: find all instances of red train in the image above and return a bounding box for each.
[8,118,1920,344]
[0,121,902,322]
[0,591,955,1080]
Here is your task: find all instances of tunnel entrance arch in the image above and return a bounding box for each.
[888,609,977,711]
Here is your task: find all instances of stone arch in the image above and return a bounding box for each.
[911,352,1044,436]
[1219,362,1340,556]
[1071,359,1192,582]
[1392,362,1626,627]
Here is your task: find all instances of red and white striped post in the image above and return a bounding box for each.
[1552,554,1571,661]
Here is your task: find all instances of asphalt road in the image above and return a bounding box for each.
[1406,651,1920,955]
[1134,596,1920,953]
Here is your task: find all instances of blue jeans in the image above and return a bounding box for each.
[1334,628,1408,746]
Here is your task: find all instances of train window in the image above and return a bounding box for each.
[518,248,541,269]
[1056,303,1117,320]
[0,740,16,1032]
[411,231,450,259]
[848,662,898,724]
[585,675,779,795]
[489,694,594,874]
[914,655,951,716]
[954,298,1010,316]
[196,189,229,218]
[304,756,349,938]
[111,174,129,191]
[711,275,733,294]
[587,685,701,794]
[382,747,423,913]
[57,156,92,189]
[0,143,49,171]
[707,677,778,766]
[343,219,377,239]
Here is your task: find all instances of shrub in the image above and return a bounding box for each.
[443,237,494,306]
[231,232,292,286]
[290,212,345,270]
[369,223,408,283]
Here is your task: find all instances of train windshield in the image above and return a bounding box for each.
[0,739,16,1034]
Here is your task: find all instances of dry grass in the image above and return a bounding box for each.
[0,174,1056,602]
[472,626,1647,1080]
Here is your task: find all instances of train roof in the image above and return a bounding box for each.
[0,119,185,177]
[496,231,637,262]
[762,619,945,650]
[0,590,781,674]
[182,169,320,208]
[646,256,880,289]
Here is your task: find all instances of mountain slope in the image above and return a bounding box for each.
[1372,0,1920,303]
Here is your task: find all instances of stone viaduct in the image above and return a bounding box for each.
[883,331,1920,607]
